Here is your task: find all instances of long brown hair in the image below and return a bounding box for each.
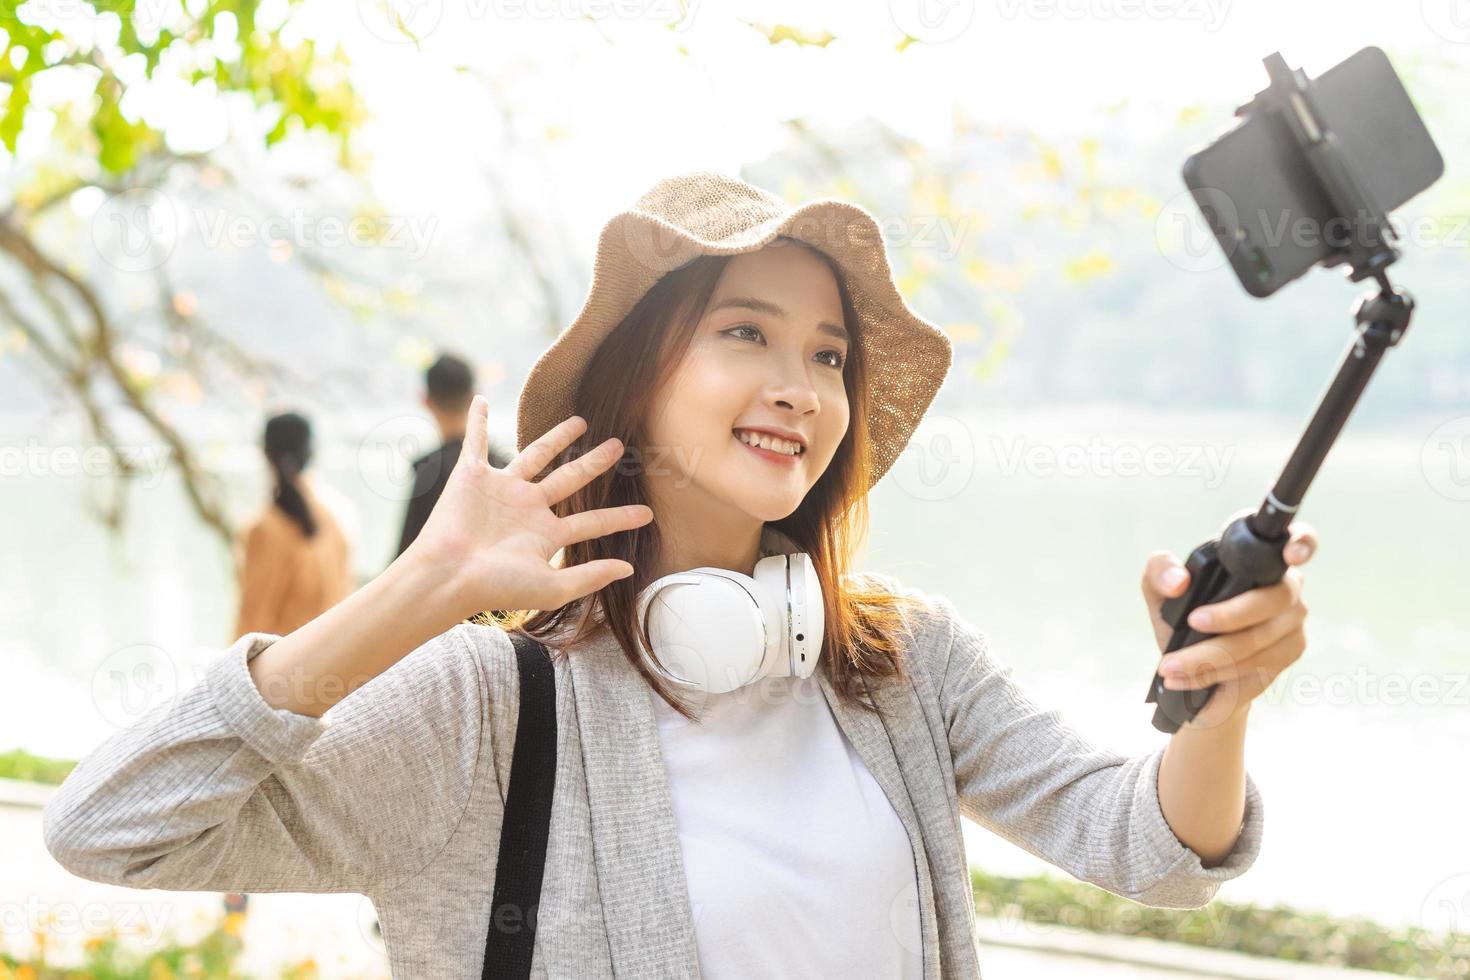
[478,237,925,721]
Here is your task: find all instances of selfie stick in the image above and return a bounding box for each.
[1145,52,1415,733]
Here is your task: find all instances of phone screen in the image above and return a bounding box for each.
[1181,46,1444,297]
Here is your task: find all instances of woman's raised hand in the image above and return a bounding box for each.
[407,395,653,618]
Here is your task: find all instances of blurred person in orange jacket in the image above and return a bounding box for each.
[235,411,354,640]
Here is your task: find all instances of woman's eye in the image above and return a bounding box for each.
[723,324,764,343]
[722,323,844,369]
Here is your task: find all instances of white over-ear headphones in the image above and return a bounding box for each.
[634,552,824,695]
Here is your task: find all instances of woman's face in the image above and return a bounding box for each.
[644,242,851,524]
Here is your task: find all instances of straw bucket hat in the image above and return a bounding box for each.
[515,170,953,490]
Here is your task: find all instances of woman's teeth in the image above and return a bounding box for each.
[734,429,804,456]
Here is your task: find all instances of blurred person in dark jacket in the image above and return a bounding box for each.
[395,353,513,558]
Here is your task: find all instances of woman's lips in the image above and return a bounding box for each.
[733,432,803,466]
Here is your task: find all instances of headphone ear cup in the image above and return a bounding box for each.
[786,554,823,679]
[638,572,774,694]
[753,553,823,679]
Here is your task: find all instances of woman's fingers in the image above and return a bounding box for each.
[1187,567,1303,634]
[1142,550,1190,601]
[549,558,636,606]
[1284,520,1318,565]
[538,437,625,504]
[460,394,490,467]
[506,415,587,482]
[557,504,654,548]
[1162,603,1307,688]
[1165,627,1307,693]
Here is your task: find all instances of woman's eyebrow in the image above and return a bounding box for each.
[708,296,849,343]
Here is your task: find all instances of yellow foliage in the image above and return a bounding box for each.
[745,22,835,47]
[1040,146,1063,181]
[945,322,983,344]
[912,175,950,215]
[1062,251,1116,282]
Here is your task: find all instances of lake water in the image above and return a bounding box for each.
[4,405,1468,937]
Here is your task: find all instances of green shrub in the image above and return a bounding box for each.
[972,868,1470,978]
[0,749,76,787]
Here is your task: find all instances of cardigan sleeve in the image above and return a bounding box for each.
[42,623,490,896]
[867,572,1264,909]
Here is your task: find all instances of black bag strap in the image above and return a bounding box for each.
[482,631,557,980]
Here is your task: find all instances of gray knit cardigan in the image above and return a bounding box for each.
[43,570,1263,978]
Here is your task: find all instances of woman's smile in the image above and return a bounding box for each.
[732,429,805,466]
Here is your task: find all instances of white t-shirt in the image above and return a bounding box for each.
[649,672,924,978]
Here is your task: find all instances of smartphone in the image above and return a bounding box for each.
[1181,46,1444,297]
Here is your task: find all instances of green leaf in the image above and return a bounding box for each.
[92,75,159,172]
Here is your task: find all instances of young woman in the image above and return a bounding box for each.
[234,411,354,639]
[44,172,1316,979]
